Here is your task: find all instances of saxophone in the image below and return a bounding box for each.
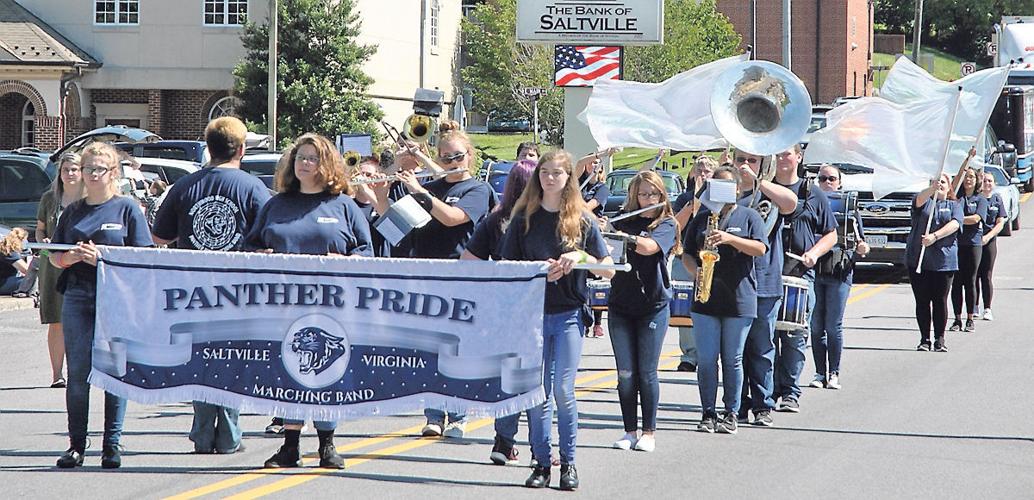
[695,211,722,303]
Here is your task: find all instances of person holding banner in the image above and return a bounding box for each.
[948,152,987,333]
[906,173,963,352]
[606,171,679,453]
[245,133,372,469]
[152,116,270,454]
[400,119,494,439]
[681,166,768,435]
[500,150,615,490]
[461,159,539,466]
[975,171,1008,321]
[49,141,155,469]
[34,152,84,389]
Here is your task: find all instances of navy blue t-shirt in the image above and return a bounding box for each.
[354,199,390,257]
[500,209,609,314]
[465,210,506,261]
[672,190,694,214]
[738,191,783,298]
[245,191,373,257]
[411,177,492,259]
[1,251,21,281]
[956,193,988,247]
[580,174,609,216]
[682,205,766,318]
[781,179,837,257]
[905,197,963,272]
[152,166,271,251]
[608,215,677,315]
[52,196,154,286]
[983,193,1008,238]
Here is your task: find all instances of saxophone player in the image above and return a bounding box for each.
[681,166,768,435]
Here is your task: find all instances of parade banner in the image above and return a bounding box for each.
[89,247,548,421]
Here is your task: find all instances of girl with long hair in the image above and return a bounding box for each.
[975,171,1008,321]
[948,152,987,333]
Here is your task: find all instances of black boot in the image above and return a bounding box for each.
[101,445,122,469]
[525,465,551,488]
[56,447,85,468]
[559,463,579,490]
[317,430,345,469]
[264,429,301,468]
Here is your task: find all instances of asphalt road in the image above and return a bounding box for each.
[2,200,1034,499]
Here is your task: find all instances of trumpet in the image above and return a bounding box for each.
[349,167,467,186]
[404,114,435,144]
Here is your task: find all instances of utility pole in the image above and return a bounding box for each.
[267,0,278,151]
[911,0,924,63]
[782,0,792,70]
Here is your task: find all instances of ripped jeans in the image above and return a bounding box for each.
[607,305,669,433]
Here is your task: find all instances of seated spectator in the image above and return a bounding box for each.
[0,228,31,295]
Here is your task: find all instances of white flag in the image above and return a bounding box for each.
[804,96,957,200]
[578,55,749,150]
[880,56,1009,175]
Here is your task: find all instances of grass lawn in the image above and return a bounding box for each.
[873,44,968,88]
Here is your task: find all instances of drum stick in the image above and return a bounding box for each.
[609,203,666,223]
[785,251,805,262]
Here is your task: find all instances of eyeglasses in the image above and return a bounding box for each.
[637,191,663,199]
[817,175,839,182]
[438,152,467,164]
[295,154,320,164]
[83,166,112,176]
[735,156,759,164]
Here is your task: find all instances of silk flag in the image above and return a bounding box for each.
[89,247,547,421]
[579,54,749,150]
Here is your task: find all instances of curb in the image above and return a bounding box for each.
[0,297,34,313]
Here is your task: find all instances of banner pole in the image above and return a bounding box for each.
[916,86,963,274]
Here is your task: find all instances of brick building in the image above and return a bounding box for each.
[716,0,874,105]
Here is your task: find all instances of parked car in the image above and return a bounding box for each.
[487,113,532,133]
[136,158,201,185]
[985,164,1022,236]
[602,169,686,217]
[115,140,208,165]
[241,152,282,189]
[0,149,55,235]
[49,125,161,172]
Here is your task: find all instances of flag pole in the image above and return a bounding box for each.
[916,86,963,274]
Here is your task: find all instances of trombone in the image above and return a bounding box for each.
[380,120,444,175]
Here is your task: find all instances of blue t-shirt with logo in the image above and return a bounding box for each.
[905,197,964,272]
[500,209,609,314]
[956,193,988,247]
[983,193,1008,238]
[682,205,766,318]
[411,177,493,259]
[52,195,155,286]
[245,191,373,257]
[781,179,838,258]
[608,215,677,315]
[738,191,783,298]
[152,167,271,251]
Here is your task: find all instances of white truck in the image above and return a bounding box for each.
[993,16,1034,84]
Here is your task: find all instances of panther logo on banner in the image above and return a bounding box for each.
[281,314,351,388]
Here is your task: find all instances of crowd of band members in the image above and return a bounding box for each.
[7,115,1007,489]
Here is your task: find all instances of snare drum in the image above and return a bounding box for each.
[775,275,809,331]
[588,279,610,311]
[669,280,694,327]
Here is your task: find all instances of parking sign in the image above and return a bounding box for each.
[960,62,977,77]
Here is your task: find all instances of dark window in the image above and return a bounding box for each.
[0,160,51,202]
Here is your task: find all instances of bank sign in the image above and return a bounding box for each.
[517,0,664,45]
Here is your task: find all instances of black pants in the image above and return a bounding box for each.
[951,245,982,317]
[976,238,998,309]
[909,270,954,343]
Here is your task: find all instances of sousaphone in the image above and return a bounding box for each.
[710,60,812,156]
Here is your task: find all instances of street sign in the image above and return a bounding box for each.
[987,41,998,56]
[521,87,547,97]
[516,0,664,45]
[961,61,977,77]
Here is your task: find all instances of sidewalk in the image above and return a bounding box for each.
[0,295,34,313]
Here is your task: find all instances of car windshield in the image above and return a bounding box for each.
[241,159,278,176]
[607,172,680,194]
[140,145,196,162]
[0,160,51,202]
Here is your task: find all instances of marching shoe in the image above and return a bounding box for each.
[948,319,963,332]
[443,420,467,438]
[559,463,579,490]
[489,438,519,465]
[101,445,122,469]
[264,445,301,468]
[983,309,995,321]
[421,422,443,437]
[676,361,697,372]
[318,444,346,469]
[525,465,551,488]
[697,414,717,433]
[56,447,84,468]
[809,373,826,388]
[633,434,655,452]
[917,342,932,352]
[827,373,841,390]
[752,409,774,427]
[964,319,975,332]
[717,411,738,434]
[612,432,636,450]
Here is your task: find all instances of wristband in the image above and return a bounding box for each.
[57,252,68,269]
[411,192,434,212]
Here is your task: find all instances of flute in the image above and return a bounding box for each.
[608,203,666,223]
[349,167,467,186]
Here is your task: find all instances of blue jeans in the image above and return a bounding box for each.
[0,274,23,295]
[424,409,466,425]
[741,296,780,413]
[62,278,126,449]
[774,272,816,401]
[811,274,851,376]
[529,308,583,465]
[690,312,752,416]
[608,305,669,432]
[190,402,242,452]
[284,419,337,432]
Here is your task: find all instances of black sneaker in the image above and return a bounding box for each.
[948,319,963,331]
[676,361,697,372]
[777,397,800,413]
[559,463,579,490]
[697,414,717,433]
[752,409,774,427]
[934,340,948,352]
[56,447,84,468]
[525,465,551,488]
[101,445,122,469]
[717,411,738,434]
[264,445,301,468]
[319,444,346,469]
[964,319,975,332]
[489,438,519,465]
[917,342,932,352]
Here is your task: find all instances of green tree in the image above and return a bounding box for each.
[624,0,742,83]
[233,0,382,144]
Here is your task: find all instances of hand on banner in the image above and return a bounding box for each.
[76,241,99,266]
[548,251,586,281]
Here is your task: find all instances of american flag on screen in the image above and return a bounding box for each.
[554,46,622,87]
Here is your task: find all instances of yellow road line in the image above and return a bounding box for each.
[846,283,892,304]
[848,283,871,296]
[1021,192,1031,203]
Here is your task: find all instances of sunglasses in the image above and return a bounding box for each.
[438,152,467,164]
[817,175,839,182]
[735,156,759,164]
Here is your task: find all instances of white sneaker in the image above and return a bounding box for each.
[633,434,655,452]
[612,432,636,450]
[983,309,994,321]
[443,420,467,438]
[421,422,443,437]
[827,373,841,390]
[808,373,826,388]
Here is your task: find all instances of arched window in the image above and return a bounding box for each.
[208,95,243,121]
[22,100,35,147]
